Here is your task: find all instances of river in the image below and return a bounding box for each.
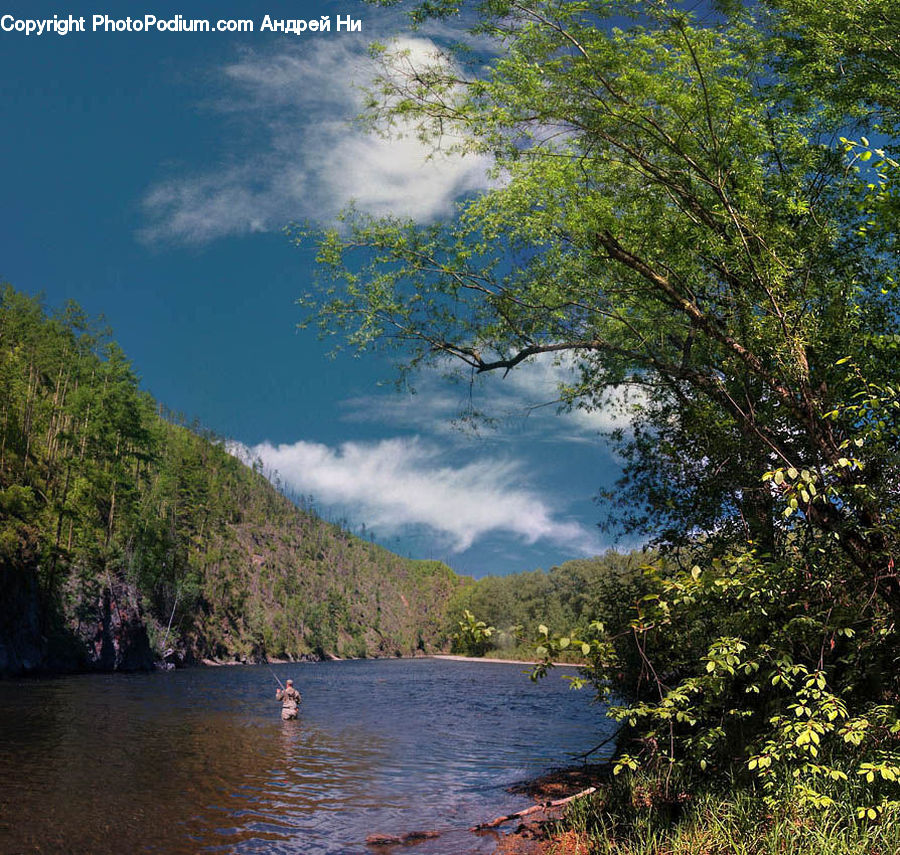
[0,657,612,854]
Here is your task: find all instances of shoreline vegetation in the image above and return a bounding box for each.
[486,768,900,855]
[197,653,583,668]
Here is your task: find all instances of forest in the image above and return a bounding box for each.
[446,551,651,661]
[0,285,464,674]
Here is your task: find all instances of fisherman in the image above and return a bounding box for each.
[275,678,301,720]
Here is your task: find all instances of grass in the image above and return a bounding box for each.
[551,774,900,855]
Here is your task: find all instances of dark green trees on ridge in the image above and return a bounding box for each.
[0,286,462,673]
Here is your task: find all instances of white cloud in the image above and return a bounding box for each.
[141,37,490,243]
[340,386,464,436]
[341,356,647,442]
[232,436,603,555]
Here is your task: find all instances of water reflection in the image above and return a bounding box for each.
[0,659,611,854]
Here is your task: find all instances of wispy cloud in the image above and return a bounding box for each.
[341,356,646,442]
[232,436,603,555]
[497,358,649,437]
[141,37,490,244]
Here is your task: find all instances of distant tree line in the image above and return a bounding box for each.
[447,551,651,661]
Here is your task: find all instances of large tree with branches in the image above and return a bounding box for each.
[301,0,900,618]
[299,0,900,818]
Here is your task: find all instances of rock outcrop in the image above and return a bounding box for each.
[0,564,45,676]
[0,563,155,677]
[74,578,155,672]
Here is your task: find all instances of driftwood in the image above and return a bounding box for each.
[364,784,598,847]
[366,830,441,846]
[469,786,597,831]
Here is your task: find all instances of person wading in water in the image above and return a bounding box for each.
[276,678,301,720]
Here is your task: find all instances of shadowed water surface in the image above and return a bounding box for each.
[0,658,611,853]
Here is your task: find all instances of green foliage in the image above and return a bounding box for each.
[299,0,900,829]
[0,286,465,667]
[539,531,900,816]
[560,769,900,854]
[451,609,495,656]
[446,550,651,661]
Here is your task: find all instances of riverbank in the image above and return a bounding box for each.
[486,769,900,855]
[368,764,608,853]
[430,654,585,667]
[485,766,608,855]
[431,654,541,665]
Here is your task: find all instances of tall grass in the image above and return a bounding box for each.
[554,774,900,855]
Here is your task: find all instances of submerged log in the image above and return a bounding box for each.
[469,786,597,831]
[366,830,441,846]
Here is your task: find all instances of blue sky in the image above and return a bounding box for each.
[1,0,633,577]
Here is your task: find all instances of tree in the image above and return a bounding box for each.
[300,0,900,616]
[299,0,900,816]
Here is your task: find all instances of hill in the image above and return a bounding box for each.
[0,286,464,675]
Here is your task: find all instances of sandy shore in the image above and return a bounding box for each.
[429,654,585,667]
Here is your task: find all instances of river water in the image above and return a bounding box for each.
[0,658,612,854]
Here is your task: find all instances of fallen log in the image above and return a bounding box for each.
[366,830,441,846]
[469,786,597,831]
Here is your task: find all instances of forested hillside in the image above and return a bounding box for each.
[0,286,463,675]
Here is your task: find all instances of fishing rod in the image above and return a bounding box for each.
[264,658,284,690]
